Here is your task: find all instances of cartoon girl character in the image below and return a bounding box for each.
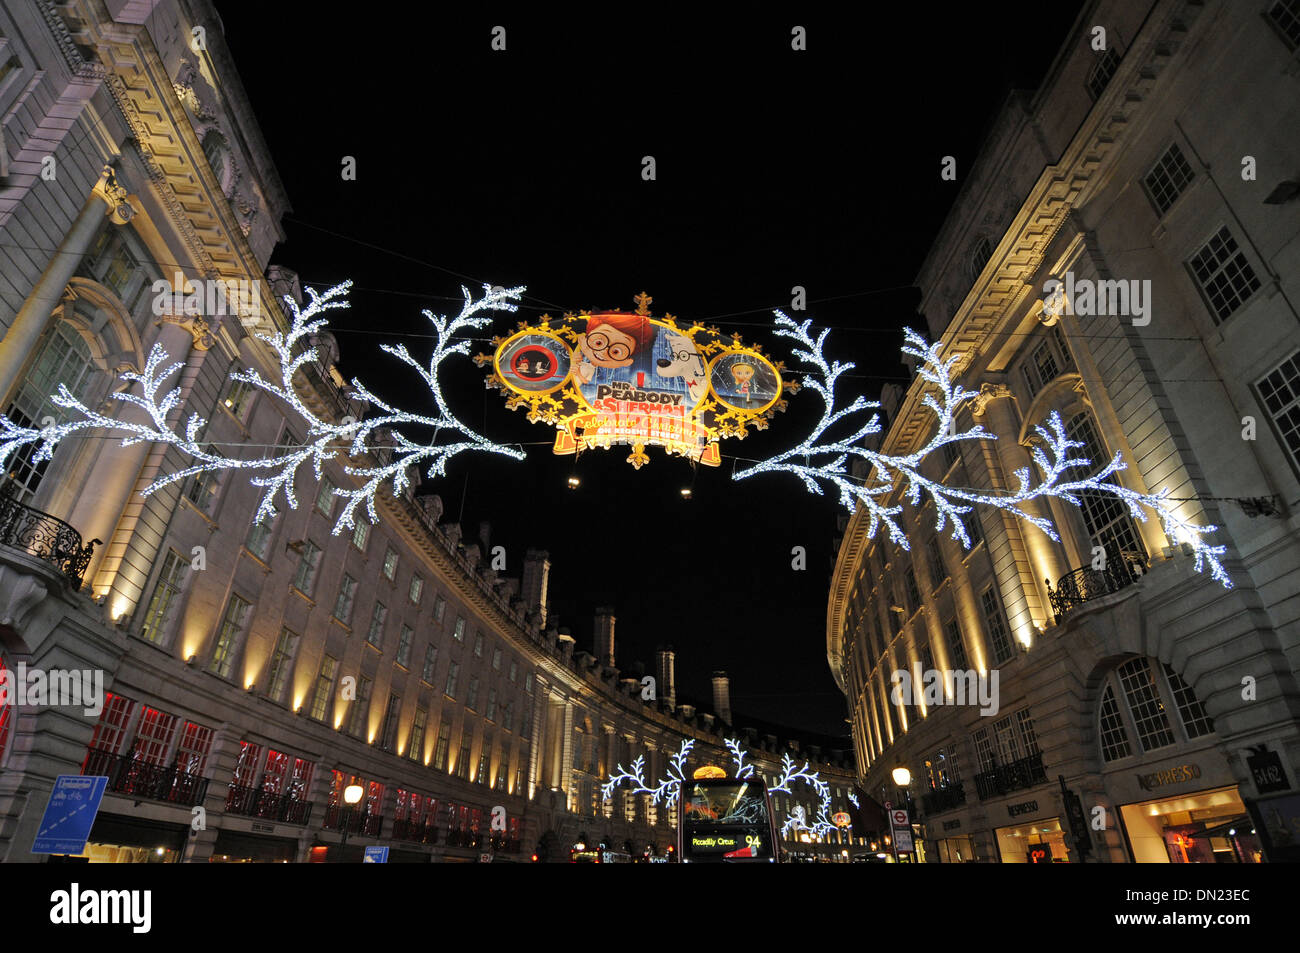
[575,313,656,385]
[730,362,757,405]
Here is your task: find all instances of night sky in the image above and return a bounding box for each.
[218,5,1085,739]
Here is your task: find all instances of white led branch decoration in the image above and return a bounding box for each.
[733,314,1232,589]
[0,281,527,533]
[601,738,694,810]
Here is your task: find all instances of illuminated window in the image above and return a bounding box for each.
[185,445,223,514]
[409,575,424,605]
[347,675,372,738]
[457,741,472,780]
[134,706,178,765]
[478,734,492,784]
[434,721,451,771]
[382,547,398,580]
[84,693,135,761]
[408,706,427,761]
[380,693,401,752]
[453,616,465,641]
[139,550,188,645]
[309,655,337,721]
[208,593,251,678]
[173,721,212,776]
[1187,226,1261,325]
[230,741,261,788]
[1098,683,1131,762]
[314,478,336,516]
[351,520,369,552]
[266,627,299,702]
[1117,657,1175,752]
[222,376,255,420]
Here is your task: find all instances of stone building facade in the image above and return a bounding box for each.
[828,0,1300,863]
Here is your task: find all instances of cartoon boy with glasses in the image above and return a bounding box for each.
[575,313,656,385]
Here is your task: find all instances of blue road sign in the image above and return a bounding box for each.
[32,775,109,855]
[363,846,389,863]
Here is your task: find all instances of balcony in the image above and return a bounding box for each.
[0,491,99,588]
[920,782,966,815]
[1046,551,1147,624]
[224,784,314,825]
[83,747,209,807]
[390,817,440,845]
[973,751,1048,801]
[321,804,383,837]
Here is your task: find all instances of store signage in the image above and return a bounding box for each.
[891,809,910,829]
[31,775,109,856]
[942,819,962,831]
[251,822,276,834]
[1007,800,1039,817]
[478,295,793,469]
[1247,749,1290,794]
[1028,843,1053,864]
[1135,762,1201,792]
[363,846,389,863]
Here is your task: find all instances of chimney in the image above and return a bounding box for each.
[556,627,575,661]
[478,521,492,559]
[655,646,677,711]
[522,549,550,627]
[711,671,732,726]
[594,607,616,667]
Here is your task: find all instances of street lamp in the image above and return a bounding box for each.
[891,766,911,787]
[338,783,364,861]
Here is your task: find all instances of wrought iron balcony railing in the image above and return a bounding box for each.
[82,747,209,807]
[390,818,441,844]
[973,750,1048,801]
[0,490,99,588]
[224,784,313,825]
[921,782,966,815]
[1046,550,1147,624]
[321,804,383,837]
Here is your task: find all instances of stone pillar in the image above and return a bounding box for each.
[0,168,127,405]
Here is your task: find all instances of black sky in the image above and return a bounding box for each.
[217,5,1086,739]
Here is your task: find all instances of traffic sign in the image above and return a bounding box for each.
[363,846,389,863]
[32,775,108,855]
[891,809,910,828]
[894,828,914,852]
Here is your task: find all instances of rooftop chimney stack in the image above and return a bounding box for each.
[522,549,551,627]
[712,671,732,726]
[594,607,616,667]
[655,646,677,711]
[478,521,492,560]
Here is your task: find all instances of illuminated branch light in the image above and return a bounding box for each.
[601,739,694,810]
[769,751,836,838]
[734,317,1232,590]
[0,281,528,534]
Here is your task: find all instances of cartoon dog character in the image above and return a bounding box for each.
[655,331,708,406]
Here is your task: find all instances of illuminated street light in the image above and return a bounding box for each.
[891,767,911,787]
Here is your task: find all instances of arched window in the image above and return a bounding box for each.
[3,321,96,502]
[201,131,228,191]
[1097,657,1215,763]
[1065,411,1148,565]
[970,237,992,282]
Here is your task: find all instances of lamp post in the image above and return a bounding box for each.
[338,783,364,862]
[891,766,911,864]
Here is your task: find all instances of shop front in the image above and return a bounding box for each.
[209,828,300,863]
[56,812,189,863]
[1108,752,1259,863]
[993,798,1072,863]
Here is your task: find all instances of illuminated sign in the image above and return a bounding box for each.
[1028,843,1053,864]
[1135,762,1201,792]
[476,293,794,469]
[693,765,727,780]
[1007,800,1039,818]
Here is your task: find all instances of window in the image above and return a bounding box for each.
[134,706,177,765]
[1015,709,1039,754]
[245,507,278,562]
[1255,351,1300,477]
[2,322,97,501]
[263,751,291,795]
[185,446,223,515]
[351,521,370,552]
[445,661,460,698]
[917,638,934,676]
[266,627,299,702]
[453,616,466,641]
[1064,412,1148,563]
[422,644,438,683]
[479,735,492,784]
[903,568,920,614]
[434,721,451,771]
[1187,226,1261,324]
[139,550,188,645]
[1267,0,1300,50]
[292,540,322,596]
[1099,683,1132,762]
[969,237,992,282]
[396,625,413,668]
[1020,338,1061,398]
[174,721,212,776]
[309,655,337,721]
[409,575,424,605]
[524,673,533,694]
[315,478,336,517]
[973,728,997,774]
[1163,664,1215,739]
[222,376,255,420]
[520,703,532,739]
[925,537,946,588]
[486,688,497,722]
[231,741,261,788]
[348,675,372,738]
[508,659,517,683]
[467,677,480,711]
[1085,46,1120,100]
[208,593,251,679]
[457,740,472,780]
[491,647,502,671]
[981,587,1013,664]
[380,693,401,752]
[85,693,135,760]
[473,632,484,658]
[435,596,446,622]
[382,547,398,580]
[408,706,427,761]
[1142,143,1195,217]
[964,511,983,550]
[1117,657,1175,752]
[503,702,514,733]
[941,439,961,471]
[367,601,387,648]
[333,575,358,625]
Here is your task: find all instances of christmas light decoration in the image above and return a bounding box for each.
[0,281,527,534]
[601,738,694,810]
[734,317,1232,589]
[768,751,837,837]
[847,790,860,809]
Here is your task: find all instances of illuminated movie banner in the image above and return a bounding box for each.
[476,294,794,468]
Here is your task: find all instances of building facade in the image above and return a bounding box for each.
[0,0,855,863]
[828,0,1300,863]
